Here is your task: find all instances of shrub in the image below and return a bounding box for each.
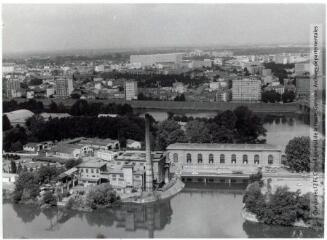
[86,183,120,207]
[42,191,57,206]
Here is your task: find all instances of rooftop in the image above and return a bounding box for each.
[4,109,34,124]
[116,151,165,162]
[167,143,281,151]
[80,138,119,146]
[77,160,107,168]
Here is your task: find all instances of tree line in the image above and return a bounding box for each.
[100,72,207,88]
[261,90,296,103]
[3,99,134,116]
[3,105,267,153]
[155,106,267,150]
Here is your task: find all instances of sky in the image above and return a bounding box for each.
[2,4,325,54]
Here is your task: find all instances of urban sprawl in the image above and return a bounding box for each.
[2,48,324,229]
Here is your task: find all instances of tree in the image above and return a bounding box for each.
[10,160,17,173]
[65,159,82,170]
[17,162,23,174]
[3,126,28,152]
[233,106,266,143]
[282,90,296,103]
[42,191,57,206]
[29,78,43,86]
[155,120,187,150]
[49,101,59,113]
[86,183,120,208]
[214,110,237,130]
[11,141,23,152]
[243,182,265,216]
[174,94,186,101]
[285,136,310,172]
[244,67,250,76]
[207,123,234,143]
[71,93,81,99]
[14,171,40,202]
[70,100,89,116]
[3,114,12,131]
[185,120,211,143]
[262,90,281,103]
[38,165,62,184]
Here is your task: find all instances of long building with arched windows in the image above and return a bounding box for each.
[166,143,282,181]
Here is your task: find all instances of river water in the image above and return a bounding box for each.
[3,114,322,238]
[3,184,322,238]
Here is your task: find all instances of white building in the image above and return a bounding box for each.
[126,139,142,149]
[294,62,310,76]
[130,53,184,67]
[232,79,261,102]
[2,64,15,74]
[209,81,220,91]
[172,82,187,94]
[95,65,105,72]
[95,150,119,161]
[3,78,21,99]
[46,88,55,97]
[125,80,138,100]
[55,77,74,97]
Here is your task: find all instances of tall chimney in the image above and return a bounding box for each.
[145,114,153,192]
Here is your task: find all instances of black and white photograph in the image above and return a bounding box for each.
[1,2,326,238]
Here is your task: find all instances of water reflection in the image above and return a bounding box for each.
[242,221,323,238]
[12,203,41,223]
[10,199,173,237]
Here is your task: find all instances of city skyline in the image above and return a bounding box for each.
[2,4,325,54]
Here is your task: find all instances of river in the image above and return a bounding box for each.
[3,115,322,238]
[3,183,322,238]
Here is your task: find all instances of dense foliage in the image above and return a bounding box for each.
[86,183,120,208]
[3,99,134,116]
[13,165,63,203]
[263,62,295,84]
[3,99,44,113]
[42,191,57,206]
[261,90,281,103]
[65,159,83,170]
[243,182,311,226]
[100,72,207,88]
[14,171,40,202]
[3,114,12,131]
[155,120,187,150]
[285,136,310,172]
[155,106,266,150]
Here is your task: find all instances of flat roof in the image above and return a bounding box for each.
[77,161,107,168]
[167,143,281,151]
[116,151,164,162]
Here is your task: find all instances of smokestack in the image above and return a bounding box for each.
[145,114,153,192]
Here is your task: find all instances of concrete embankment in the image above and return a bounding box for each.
[122,178,185,204]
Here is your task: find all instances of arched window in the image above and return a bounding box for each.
[231,154,236,164]
[186,153,192,163]
[209,154,214,164]
[197,153,203,164]
[268,155,274,165]
[220,154,225,164]
[243,154,248,164]
[173,153,178,163]
[254,154,260,164]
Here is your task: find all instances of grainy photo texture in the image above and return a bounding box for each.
[1,3,326,239]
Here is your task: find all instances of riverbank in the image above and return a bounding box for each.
[122,177,185,204]
[241,207,311,228]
